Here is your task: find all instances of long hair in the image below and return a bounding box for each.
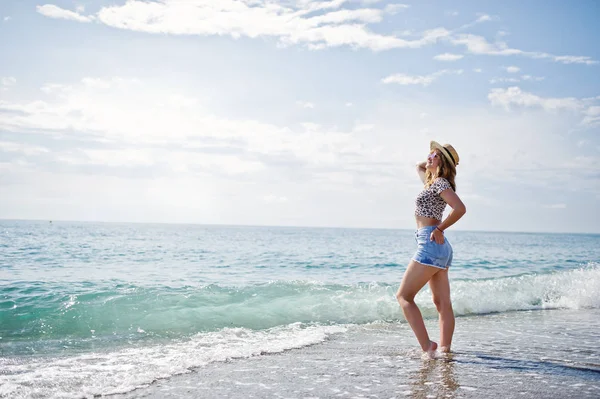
[425,150,457,191]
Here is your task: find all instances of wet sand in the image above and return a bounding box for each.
[115,309,600,398]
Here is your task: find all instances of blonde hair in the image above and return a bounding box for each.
[425,150,457,191]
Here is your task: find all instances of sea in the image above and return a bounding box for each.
[1,220,599,398]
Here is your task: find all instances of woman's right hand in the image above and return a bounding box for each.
[416,161,426,183]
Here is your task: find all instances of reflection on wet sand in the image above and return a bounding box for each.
[407,353,459,398]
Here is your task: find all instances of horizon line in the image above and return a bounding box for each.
[1,217,598,236]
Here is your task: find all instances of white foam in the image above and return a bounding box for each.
[0,323,346,399]
[447,264,600,315]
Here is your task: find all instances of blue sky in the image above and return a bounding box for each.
[0,0,599,233]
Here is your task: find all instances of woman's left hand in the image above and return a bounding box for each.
[430,228,445,244]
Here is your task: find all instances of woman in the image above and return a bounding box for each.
[396,141,466,356]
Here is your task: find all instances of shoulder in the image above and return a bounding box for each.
[433,177,453,192]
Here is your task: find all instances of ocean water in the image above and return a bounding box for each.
[1,220,599,398]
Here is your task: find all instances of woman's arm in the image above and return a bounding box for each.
[416,161,426,184]
[430,189,466,244]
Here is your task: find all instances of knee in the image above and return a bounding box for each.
[396,291,414,307]
[432,296,452,313]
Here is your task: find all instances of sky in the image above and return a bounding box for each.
[0,0,599,233]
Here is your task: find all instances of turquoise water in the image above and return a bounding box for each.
[1,220,599,398]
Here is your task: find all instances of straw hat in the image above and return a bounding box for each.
[430,141,459,167]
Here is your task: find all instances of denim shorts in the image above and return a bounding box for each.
[411,225,453,270]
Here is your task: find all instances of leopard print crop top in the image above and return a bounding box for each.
[415,177,453,220]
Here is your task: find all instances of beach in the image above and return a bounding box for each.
[115,308,600,399]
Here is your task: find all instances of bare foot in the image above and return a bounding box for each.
[440,346,451,353]
[425,340,438,358]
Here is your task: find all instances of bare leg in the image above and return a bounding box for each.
[429,269,454,352]
[396,260,440,353]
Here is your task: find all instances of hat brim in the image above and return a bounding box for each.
[430,141,457,166]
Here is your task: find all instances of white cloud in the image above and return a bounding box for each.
[35,1,451,52]
[488,86,581,111]
[505,66,520,73]
[3,16,11,22]
[0,77,380,179]
[489,77,520,84]
[1,77,16,86]
[582,106,600,127]
[382,69,463,86]
[384,4,410,15]
[345,102,353,107]
[552,55,597,64]
[450,34,519,55]
[0,141,49,156]
[296,101,315,109]
[491,73,546,85]
[33,1,598,66]
[473,68,483,73]
[450,34,598,65]
[487,86,600,128]
[36,4,94,23]
[446,11,459,17]
[521,75,545,82]
[433,53,464,62]
[358,0,383,4]
[455,13,493,31]
[534,52,597,65]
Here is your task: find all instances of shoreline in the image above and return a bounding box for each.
[114,308,600,399]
